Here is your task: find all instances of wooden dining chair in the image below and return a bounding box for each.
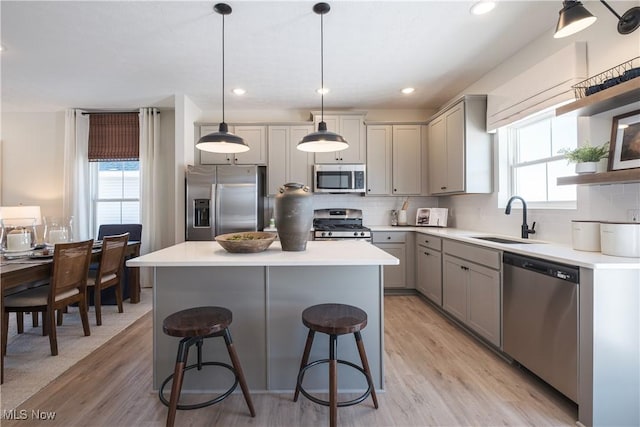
[86,233,129,326]
[2,239,93,357]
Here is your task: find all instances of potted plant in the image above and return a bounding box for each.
[559,142,609,174]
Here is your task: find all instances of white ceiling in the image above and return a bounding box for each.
[1,1,571,113]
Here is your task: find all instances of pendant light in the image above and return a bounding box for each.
[554,0,640,39]
[196,3,249,154]
[297,2,349,153]
[554,1,597,38]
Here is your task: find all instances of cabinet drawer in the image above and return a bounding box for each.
[373,231,406,243]
[443,240,500,270]
[416,234,442,251]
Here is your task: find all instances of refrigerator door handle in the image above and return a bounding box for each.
[213,183,219,237]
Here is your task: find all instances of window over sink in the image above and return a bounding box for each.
[502,109,577,209]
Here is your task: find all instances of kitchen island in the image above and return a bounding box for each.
[127,240,398,393]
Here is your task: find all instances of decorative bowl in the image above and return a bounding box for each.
[215,231,277,253]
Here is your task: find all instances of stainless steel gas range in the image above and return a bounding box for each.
[313,208,372,242]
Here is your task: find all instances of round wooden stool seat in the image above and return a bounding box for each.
[162,306,231,338]
[302,303,367,335]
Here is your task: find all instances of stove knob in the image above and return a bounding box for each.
[360,232,365,236]
[328,232,332,237]
[353,232,358,237]
[321,232,327,237]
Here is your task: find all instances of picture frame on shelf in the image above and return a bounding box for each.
[609,109,640,171]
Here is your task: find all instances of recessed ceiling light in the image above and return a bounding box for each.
[316,87,330,95]
[401,87,415,95]
[470,1,496,15]
[233,88,246,96]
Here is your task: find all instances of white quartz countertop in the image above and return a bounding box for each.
[127,240,399,267]
[369,225,640,269]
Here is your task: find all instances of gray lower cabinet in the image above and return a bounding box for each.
[415,235,442,305]
[373,231,414,290]
[442,240,501,347]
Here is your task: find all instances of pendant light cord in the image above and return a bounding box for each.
[221,12,226,124]
[320,11,324,124]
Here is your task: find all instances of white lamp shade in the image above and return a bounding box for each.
[0,206,42,225]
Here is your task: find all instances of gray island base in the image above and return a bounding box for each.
[127,241,399,393]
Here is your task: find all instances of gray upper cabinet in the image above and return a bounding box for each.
[366,124,423,196]
[199,125,267,165]
[313,113,366,164]
[427,95,491,195]
[267,125,314,196]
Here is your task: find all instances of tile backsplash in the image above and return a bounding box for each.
[265,183,640,246]
[265,194,440,227]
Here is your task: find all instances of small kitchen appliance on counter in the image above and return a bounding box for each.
[313,208,371,241]
[415,208,448,227]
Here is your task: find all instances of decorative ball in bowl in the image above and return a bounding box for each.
[215,231,277,253]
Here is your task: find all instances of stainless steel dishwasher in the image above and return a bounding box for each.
[503,252,579,403]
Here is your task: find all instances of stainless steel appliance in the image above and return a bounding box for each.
[313,164,366,194]
[503,252,579,402]
[313,208,371,241]
[185,165,265,240]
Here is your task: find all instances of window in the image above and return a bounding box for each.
[87,113,140,236]
[91,161,140,236]
[505,110,577,208]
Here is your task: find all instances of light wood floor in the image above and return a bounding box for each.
[4,295,577,426]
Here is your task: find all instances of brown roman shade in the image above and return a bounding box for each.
[88,113,139,161]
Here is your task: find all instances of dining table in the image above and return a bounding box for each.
[0,241,141,384]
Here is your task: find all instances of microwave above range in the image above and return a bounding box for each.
[313,164,366,194]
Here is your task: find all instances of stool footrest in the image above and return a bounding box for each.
[159,361,239,411]
[296,358,373,408]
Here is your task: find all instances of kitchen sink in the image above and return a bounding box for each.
[470,236,534,244]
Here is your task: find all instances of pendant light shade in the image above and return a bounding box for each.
[554,0,640,38]
[196,3,249,154]
[297,2,349,153]
[554,1,597,38]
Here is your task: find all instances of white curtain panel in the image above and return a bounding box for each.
[139,107,161,287]
[62,109,91,241]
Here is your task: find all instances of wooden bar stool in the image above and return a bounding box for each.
[293,303,378,427]
[159,306,255,427]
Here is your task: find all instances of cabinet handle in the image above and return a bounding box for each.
[387,236,391,240]
[394,189,397,192]
[424,252,429,255]
[440,186,447,190]
[424,240,429,243]
[367,189,371,192]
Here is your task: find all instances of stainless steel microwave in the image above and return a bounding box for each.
[313,164,366,194]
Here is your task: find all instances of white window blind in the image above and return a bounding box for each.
[487,42,587,133]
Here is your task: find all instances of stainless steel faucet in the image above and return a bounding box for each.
[505,196,536,239]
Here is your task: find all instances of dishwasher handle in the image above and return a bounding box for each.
[503,252,579,283]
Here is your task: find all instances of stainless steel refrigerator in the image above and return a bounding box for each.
[185,165,265,240]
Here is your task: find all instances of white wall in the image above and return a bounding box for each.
[174,94,202,243]
[1,111,65,221]
[438,22,640,244]
[158,109,176,249]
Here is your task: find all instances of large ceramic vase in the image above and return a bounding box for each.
[275,182,313,251]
